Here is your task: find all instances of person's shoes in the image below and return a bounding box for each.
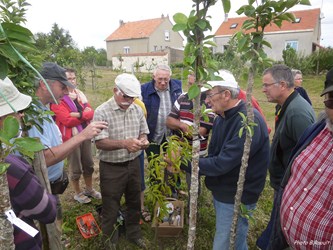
[74,192,91,204]
[130,238,147,249]
[83,188,102,199]
[140,208,151,222]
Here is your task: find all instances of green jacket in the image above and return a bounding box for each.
[269,91,315,190]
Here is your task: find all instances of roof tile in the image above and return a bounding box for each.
[106,18,165,41]
[215,8,320,36]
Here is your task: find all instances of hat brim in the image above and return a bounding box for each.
[60,80,75,89]
[320,85,333,96]
[0,93,32,117]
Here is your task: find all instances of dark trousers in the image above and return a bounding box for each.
[99,157,141,243]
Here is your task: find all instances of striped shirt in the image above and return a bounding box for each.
[94,97,149,163]
[153,88,172,144]
[280,127,333,250]
[168,92,215,156]
[6,155,57,250]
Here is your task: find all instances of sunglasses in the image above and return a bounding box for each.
[117,90,134,100]
[324,99,333,109]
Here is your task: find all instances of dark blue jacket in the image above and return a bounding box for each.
[141,79,182,142]
[199,101,270,205]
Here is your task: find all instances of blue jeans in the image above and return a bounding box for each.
[213,198,256,250]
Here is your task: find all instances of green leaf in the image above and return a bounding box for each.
[14,137,44,152]
[238,36,248,50]
[0,55,9,79]
[172,23,187,32]
[203,40,217,46]
[244,5,256,17]
[239,127,244,138]
[173,13,188,25]
[238,112,246,120]
[1,116,20,140]
[0,43,20,64]
[221,0,231,13]
[188,84,200,100]
[0,163,10,175]
[299,0,311,5]
[261,40,272,49]
[196,19,207,30]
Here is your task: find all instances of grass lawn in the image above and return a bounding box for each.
[60,68,326,249]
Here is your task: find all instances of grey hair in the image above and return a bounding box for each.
[263,64,294,88]
[34,78,56,88]
[291,69,302,78]
[153,64,172,77]
[215,86,240,99]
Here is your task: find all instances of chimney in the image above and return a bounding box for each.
[161,14,164,18]
[224,13,228,22]
[119,20,124,26]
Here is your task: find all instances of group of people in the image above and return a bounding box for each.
[1,61,332,250]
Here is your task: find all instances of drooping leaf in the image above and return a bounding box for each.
[221,0,231,14]
[173,23,187,32]
[0,55,9,79]
[14,137,44,152]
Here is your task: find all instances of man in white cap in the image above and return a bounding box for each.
[0,77,57,249]
[93,73,149,249]
[196,79,269,250]
[27,62,107,230]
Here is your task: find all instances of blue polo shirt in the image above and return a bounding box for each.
[28,102,63,182]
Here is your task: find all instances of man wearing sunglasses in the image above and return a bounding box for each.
[268,68,333,249]
[93,73,149,249]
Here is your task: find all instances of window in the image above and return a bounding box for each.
[123,46,130,54]
[223,45,229,52]
[285,40,298,51]
[164,30,170,41]
[230,23,238,29]
[154,45,158,52]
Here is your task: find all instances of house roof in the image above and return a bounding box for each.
[215,8,320,36]
[106,17,167,41]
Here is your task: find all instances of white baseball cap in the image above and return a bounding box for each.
[202,69,239,91]
[0,77,32,117]
[115,73,141,97]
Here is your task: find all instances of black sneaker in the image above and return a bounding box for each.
[131,238,147,249]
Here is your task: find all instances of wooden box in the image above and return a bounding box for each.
[152,198,184,237]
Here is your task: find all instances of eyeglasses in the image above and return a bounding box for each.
[262,82,279,88]
[206,90,225,99]
[156,78,170,83]
[324,99,333,109]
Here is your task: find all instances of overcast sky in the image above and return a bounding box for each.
[25,0,332,50]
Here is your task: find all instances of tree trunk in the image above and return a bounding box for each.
[0,173,14,249]
[229,67,256,249]
[187,92,202,250]
[32,151,62,250]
